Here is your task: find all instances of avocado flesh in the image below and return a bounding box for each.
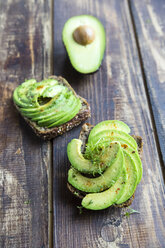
[88,132,143,183]
[14,79,59,109]
[88,120,130,141]
[13,79,37,108]
[89,130,137,150]
[62,15,106,74]
[68,146,124,193]
[116,151,138,204]
[67,120,143,210]
[20,85,67,116]
[48,98,81,127]
[81,151,138,210]
[13,78,82,128]
[37,95,77,126]
[67,140,122,175]
[23,91,68,118]
[81,167,127,210]
[122,146,142,184]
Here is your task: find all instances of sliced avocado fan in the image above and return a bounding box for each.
[67,120,143,210]
[68,142,124,193]
[67,139,121,175]
[13,78,82,128]
[62,15,106,74]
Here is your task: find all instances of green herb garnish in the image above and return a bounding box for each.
[77,206,83,214]
[124,207,140,217]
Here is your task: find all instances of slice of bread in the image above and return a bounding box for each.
[67,123,143,208]
[14,76,91,140]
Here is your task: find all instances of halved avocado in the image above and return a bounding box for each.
[67,140,122,174]
[81,167,127,210]
[62,15,106,74]
[68,144,124,193]
[88,120,131,141]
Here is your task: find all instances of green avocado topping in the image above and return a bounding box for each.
[67,120,143,210]
[13,78,82,128]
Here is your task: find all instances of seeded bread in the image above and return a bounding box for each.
[14,76,91,140]
[67,123,143,208]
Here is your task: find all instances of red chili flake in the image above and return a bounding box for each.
[37,85,44,90]
[121,144,128,149]
[115,188,120,194]
[86,181,92,187]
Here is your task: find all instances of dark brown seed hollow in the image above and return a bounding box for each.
[73,25,95,46]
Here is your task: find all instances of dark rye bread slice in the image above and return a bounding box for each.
[14,76,91,140]
[67,123,143,208]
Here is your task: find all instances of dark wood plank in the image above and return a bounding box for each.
[0,1,52,247]
[53,0,165,247]
[130,0,165,165]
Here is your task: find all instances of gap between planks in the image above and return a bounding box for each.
[48,0,54,247]
[48,141,53,248]
[127,0,165,181]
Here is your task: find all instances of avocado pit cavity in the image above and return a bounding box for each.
[73,25,95,46]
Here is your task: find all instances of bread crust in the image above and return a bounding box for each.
[14,76,91,140]
[67,123,143,208]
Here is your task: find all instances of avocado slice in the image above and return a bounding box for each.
[81,167,127,210]
[37,95,77,126]
[68,144,124,193]
[88,136,142,184]
[13,79,37,108]
[67,140,122,175]
[62,15,106,74]
[116,151,138,204]
[47,98,81,127]
[88,130,137,150]
[123,146,142,184]
[88,120,130,141]
[13,78,82,128]
[81,150,138,210]
[24,90,68,118]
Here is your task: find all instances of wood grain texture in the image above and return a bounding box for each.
[0,0,52,247]
[130,0,165,165]
[53,0,165,247]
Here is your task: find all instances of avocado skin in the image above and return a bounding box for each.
[62,15,106,74]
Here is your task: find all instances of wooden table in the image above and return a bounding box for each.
[0,0,165,247]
